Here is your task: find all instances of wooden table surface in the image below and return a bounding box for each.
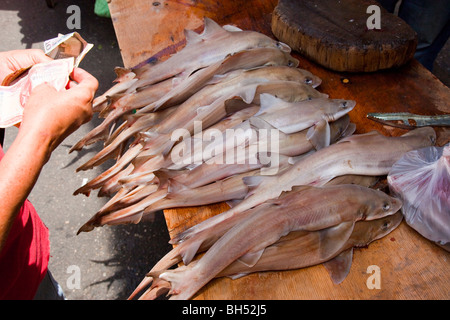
[107,0,450,299]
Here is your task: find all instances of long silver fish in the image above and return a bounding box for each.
[127,173,383,299]
[129,79,326,170]
[137,47,303,114]
[84,146,285,229]
[166,106,260,170]
[103,77,328,191]
[108,113,353,206]
[73,19,298,152]
[276,115,355,157]
[73,75,325,196]
[70,77,175,152]
[153,184,402,299]
[184,115,353,170]
[172,127,435,245]
[134,66,324,135]
[79,66,323,173]
[75,106,177,171]
[218,212,403,282]
[95,115,353,219]
[167,113,354,190]
[136,211,403,300]
[92,108,260,200]
[78,170,262,232]
[250,94,355,150]
[92,68,137,112]
[83,115,354,226]
[254,94,355,134]
[126,18,292,92]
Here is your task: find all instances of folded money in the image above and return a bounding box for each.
[0,58,74,128]
[44,32,93,68]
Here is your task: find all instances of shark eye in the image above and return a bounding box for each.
[305,77,313,85]
[382,203,390,211]
[340,101,348,108]
[288,60,295,67]
[382,221,390,229]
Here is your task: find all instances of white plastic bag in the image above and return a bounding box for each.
[388,143,450,251]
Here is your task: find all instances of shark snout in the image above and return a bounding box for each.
[390,197,403,214]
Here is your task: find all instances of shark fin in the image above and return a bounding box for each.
[319,221,355,260]
[201,17,229,40]
[226,199,242,208]
[226,272,250,280]
[179,238,203,266]
[249,116,275,131]
[288,150,316,165]
[159,267,189,296]
[221,85,259,114]
[242,175,278,199]
[184,29,203,47]
[222,24,243,32]
[152,168,177,184]
[142,132,175,156]
[237,248,265,268]
[239,85,258,104]
[254,93,290,116]
[242,175,265,188]
[153,169,188,193]
[167,179,189,194]
[104,92,125,108]
[205,73,229,85]
[340,122,356,140]
[322,248,354,285]
[307,118,331,150]
[113,67,134,83]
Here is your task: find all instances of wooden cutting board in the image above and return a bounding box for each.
[271,0,418,72]
[107,0,450,300]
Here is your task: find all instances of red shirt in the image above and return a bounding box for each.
[0,145,50,299]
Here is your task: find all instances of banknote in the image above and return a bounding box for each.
[0,32,93,128]
[0,58,74,128]
[44,32,93,67]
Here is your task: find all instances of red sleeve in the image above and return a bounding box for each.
[0,145,50,300]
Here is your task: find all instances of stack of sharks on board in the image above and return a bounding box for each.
[70,18,437,299]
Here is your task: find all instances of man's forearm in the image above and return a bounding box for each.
[0,129,52,251]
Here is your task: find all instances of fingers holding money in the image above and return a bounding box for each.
[0,49,52,83]
[68,67,99,100]
[20,68,98,152]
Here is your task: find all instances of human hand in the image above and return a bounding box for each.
[19,67,98,157]
[0,49,52,84]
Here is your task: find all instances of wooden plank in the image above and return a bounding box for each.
[108,0,450,300]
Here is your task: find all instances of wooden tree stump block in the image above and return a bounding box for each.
[271,0,418,72]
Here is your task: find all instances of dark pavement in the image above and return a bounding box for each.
[0,0,171,300]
